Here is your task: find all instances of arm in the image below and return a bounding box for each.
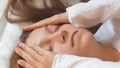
[52,55,120,68]
[23,13,69,30]
[66,0,120,28]
[24,0,120,30]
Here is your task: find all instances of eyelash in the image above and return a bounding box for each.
[49,44,53,51]
[55,25,61,32]
[43,25,62,51]
[46,25,61,33]
[40,41,53,51]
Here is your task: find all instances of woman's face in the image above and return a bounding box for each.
[26,24,97,56]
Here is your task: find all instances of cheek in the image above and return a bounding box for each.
[41,45,51,51]
[52,44,73,54]
[74,32,95,55]
[80,32,95,48]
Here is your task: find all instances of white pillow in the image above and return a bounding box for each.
[0,20,22,68]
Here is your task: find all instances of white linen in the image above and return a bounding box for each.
[0,0,7,18]
[67,0,120,28]
[0,20,22,68]
[0,0,120,68]
[0,0,8,39]
[52,55,120,68]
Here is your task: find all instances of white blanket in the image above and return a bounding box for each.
[0,0,120,68]
[0,20,22,68]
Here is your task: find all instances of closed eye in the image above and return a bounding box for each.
[45,25,61,34]
[39,40,53,51]
[55,25,61,32]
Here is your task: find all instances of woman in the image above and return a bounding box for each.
[11,24,120,68]
[6,0,120,67]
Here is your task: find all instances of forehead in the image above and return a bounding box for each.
[25,27,49,46]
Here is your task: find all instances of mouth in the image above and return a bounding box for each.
[71,30,78,47]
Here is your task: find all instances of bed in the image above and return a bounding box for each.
[0,0,120,68]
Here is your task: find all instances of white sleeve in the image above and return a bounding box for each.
[52,54,120,68]
[66,0,120,28]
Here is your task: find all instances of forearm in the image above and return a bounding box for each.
[66,0,120,28]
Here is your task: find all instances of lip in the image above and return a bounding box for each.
[71,31,78,47]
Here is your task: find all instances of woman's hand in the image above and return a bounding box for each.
[15,43,55,68]
[23,12,70,31]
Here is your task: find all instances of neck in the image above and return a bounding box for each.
[88,43,120,62]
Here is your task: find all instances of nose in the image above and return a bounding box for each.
[49,30,68,43]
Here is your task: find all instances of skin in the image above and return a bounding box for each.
[12,1,119,68]
[23,12,69,30]
[16,24,120,68]
[25,24,99,55]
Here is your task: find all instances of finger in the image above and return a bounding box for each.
[15,47,39,67]
[29,45,51,56]
[17,59,34,68]
[29,45,55,67]
[23,16,56,31]
[19,43,44,61]
[23,13,69,31]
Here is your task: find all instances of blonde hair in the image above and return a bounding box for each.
[5,0,66,23]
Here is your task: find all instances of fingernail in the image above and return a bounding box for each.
[17,60,21,64]
[17,59,22,64]
[23,27,29,31]
[19,43,23,47]
[22,27,24,29]
[15,47,20,53]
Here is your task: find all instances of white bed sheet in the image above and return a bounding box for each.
[0,0,120,68]
[0,20,22,68]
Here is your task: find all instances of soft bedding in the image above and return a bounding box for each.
[0,1,22,67]
[0,21,22,68]
[0,0,120,68]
